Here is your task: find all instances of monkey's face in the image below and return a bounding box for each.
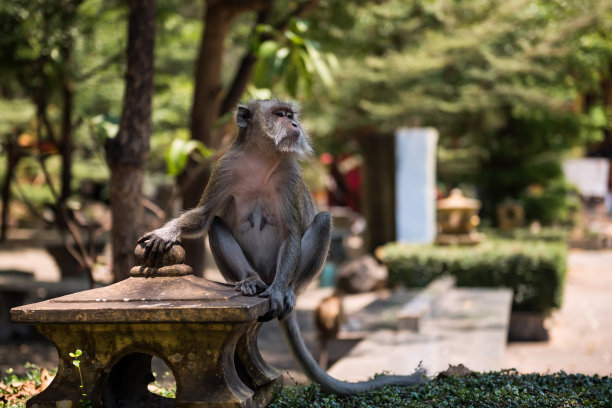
[238,100,313,157]
[267,104,311,155]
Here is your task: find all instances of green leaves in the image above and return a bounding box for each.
[69,349,82,368]
[68,348,91,406]
[271,371,612,408]
[251,18,337,97]
[88,115,119,145]
[165,137,213,176]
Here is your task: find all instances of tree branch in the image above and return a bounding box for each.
[219,0,320,116]
[78,52,123,82]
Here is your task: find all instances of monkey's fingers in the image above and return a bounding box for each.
[143,239,154,262]
[236,278,262,296]
[137,233,151,244]
[150,238,165,266]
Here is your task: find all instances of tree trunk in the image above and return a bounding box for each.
[106,0,155,282]
[358,133,396,253]
[60,69,74,203]
[59,5,76,203]
[183,0,268,274]
[190,2,239,147]
[183,2,237,275]
[1,135,18,241]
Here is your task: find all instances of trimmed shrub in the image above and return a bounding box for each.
[271,371,611,408]
[378,238,567,313]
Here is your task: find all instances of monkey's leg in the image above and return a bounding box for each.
[292,211,332,295]
[209,216,268,296]
[259,211,331,322]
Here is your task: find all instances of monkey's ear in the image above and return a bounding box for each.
[237,106,251,128]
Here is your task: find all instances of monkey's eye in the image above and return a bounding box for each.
[286,112,294,119]
[274,111,286,117]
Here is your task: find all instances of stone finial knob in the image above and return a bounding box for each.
[134,242,185,267]
[130,242,193,277]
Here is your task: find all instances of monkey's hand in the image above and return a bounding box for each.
[258,287,295,322]
[235,276,268,296]
[137,224,181,265]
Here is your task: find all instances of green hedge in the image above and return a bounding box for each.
[271,371,611,408]
[378,238,567,313]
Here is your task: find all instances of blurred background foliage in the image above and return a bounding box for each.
[303,0,612,223]
[1,0,612,227]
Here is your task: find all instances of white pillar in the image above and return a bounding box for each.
[395,127,438,243]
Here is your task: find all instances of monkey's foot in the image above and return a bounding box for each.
[236,276,268,296]
[258,288,294,322]
[280,289,295,321]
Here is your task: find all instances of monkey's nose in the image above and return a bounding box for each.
[291,121,298,128]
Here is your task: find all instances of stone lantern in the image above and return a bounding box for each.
[435,189,484,245]
[10,244,281,408]
[497,199,525,230]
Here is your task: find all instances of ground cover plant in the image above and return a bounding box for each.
[271,370,611,408]
[0,364,53,408]
[2,364,610,407]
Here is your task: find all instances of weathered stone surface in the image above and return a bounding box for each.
[11,276,267,324]
[131,242,193,276]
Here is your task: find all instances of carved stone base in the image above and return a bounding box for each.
[11,274,280,408]
[25,322,280,408]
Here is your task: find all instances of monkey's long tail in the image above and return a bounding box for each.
[279,312,427,396]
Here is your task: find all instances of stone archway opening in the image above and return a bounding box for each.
[102,352,175,408]
[150,356,177,398]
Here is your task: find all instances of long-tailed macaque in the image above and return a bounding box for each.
[139,99,425,395]
[315,291,345,370]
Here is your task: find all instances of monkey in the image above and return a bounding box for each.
[139,99,426,395]
[315,291,345,369]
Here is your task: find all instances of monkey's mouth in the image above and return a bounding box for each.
[278,130,301,150]
[287,129,301,140]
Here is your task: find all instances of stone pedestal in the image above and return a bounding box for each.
[395,127,438,244]
[10,244,281,408]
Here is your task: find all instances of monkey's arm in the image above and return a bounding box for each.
[138,206,209,261]
[139,161,232,262]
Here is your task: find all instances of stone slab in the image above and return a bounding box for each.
[339,276,455,339]
[10,276,269,324]
[328,288,513,380]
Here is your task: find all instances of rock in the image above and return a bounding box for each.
[437,364,475,378]
[336,255,388,294]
